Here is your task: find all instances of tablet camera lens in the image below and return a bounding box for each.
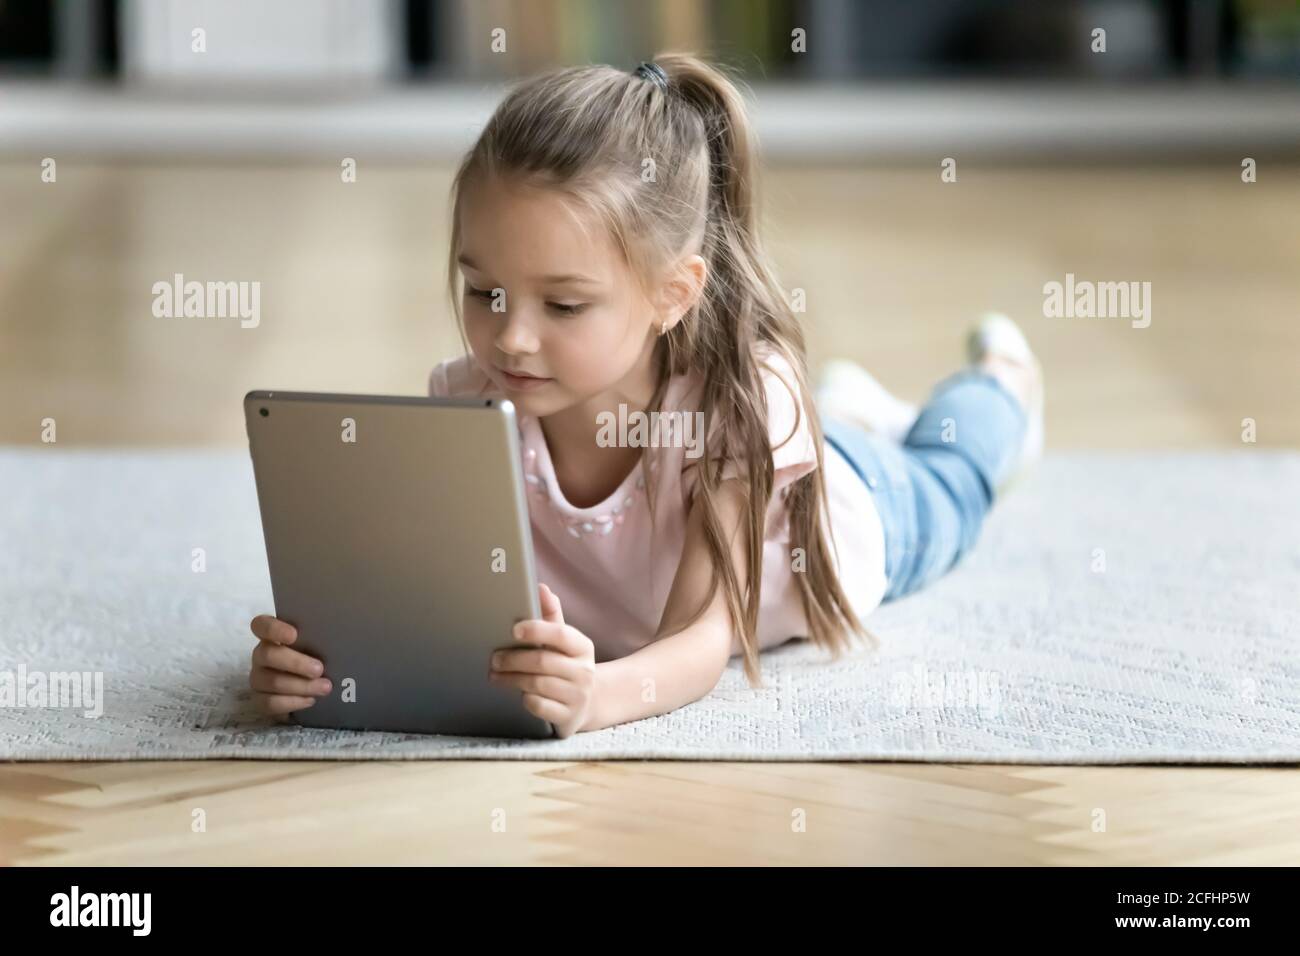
[260,407,269,417]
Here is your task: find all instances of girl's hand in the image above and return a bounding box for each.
[248,615,332,721]
[490,583,597,739]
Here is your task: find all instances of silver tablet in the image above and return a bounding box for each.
[244,389,553,739]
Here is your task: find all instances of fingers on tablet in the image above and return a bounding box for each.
[538,583,565,624]
[259,695,316,716]
[252,642,324,679]
[514,620,582,656]
[250,614,298,645]
[251,669,331,697]
[248,618,323,721]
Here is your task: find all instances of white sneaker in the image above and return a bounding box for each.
[965,312,1044,491]
[815,359,918,444]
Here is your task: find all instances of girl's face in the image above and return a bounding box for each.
[456,175,665,419]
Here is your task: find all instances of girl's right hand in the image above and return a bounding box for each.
[249,615,332,720]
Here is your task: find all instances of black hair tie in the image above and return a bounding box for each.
[633,61,669,91]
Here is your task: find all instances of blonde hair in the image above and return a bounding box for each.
[445,52,873,686]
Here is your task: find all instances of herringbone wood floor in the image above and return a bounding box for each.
[3,161,1297,865]
[4,761,1296,866]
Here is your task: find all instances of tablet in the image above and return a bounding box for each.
[244,389,553,738]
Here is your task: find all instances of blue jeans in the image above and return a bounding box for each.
[822,370,1027,602]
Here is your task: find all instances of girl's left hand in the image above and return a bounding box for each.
[490,583,597,739]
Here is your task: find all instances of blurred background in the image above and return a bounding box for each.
[2,0,1298,447]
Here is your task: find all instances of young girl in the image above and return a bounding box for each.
[247,54,1043,739]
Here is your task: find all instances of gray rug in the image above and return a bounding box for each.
[2,448,1298,763]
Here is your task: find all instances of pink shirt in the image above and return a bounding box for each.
[428,348,886,661]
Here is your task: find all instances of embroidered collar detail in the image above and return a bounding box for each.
[519,415,658,539]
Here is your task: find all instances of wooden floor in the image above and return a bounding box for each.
[2,160,1297,865]
[3,161,1298,448]
[3,760,1297,866]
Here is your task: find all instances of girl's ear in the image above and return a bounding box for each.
[655,254,708,334]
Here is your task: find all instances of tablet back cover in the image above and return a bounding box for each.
[244,391,551,738]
